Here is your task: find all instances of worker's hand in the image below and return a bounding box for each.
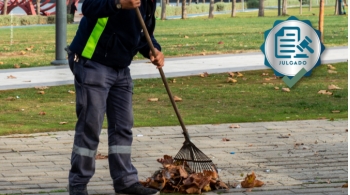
[120,0,141,9]
[149,49,164,69]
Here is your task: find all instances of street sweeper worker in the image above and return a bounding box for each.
[66,0,164,194]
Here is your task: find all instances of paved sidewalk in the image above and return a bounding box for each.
[0,46,347,90]
[0,119,348,195]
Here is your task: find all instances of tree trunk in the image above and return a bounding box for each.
[282,0,287,15]
[3,0,8,15]
[319,0,324,42]
[231,0,236,17]
[203,0,205,4]
[182,0,187,19]
[300,0,303,14]
[309,0,312,11]
[258,0,264,16]
[167,0,170,4]
[37,0,41,15]
[209,0,214,18]
[177,0,180,6]
[189,0,192,5]
[161,0,166,19]
[334,0,339,14]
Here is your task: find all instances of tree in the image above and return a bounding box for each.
[3,0,8,15]
[177,0,180,6]
[282,0,287,15]
[319,0,324,42]
[209,0,214,18]
[36,0,41,15]
[161,0,166,20]
[182,0,187,19]
[231,0,237,17]
[300,0,302,14]
[258,0,264,16]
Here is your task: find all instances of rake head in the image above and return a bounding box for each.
[174,140,217,173]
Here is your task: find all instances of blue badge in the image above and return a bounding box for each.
[260,16,325,88]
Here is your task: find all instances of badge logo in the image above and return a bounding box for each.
[260,16,325,87]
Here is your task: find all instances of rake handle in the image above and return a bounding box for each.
[135,8,191,141]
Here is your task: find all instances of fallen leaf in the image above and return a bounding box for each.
[282,88,290,92]
[227,78,237,83]
[174,96,182,102]
[218,41,224,44]
[236,72,244,77]
[39,112,46,115]
[184,35,189,38]
[229,124,240,128]
[26,47,32,51]
[95,153,108,159]
[332,110,340,113]
[327,64,336,70]
[342,183,348,188]
[23,80,31,82]
[20,51,26,55]
[13,64,20,68]
[200,72,209,78]
[228,72,235,77]
[262,73,269,76]
[254,180,264,187]
[6,97,16,101]
[200,52,206,56]
[35,86,49,90]
[328,70,337,74]
[7,75,16,79]
[222,138,230,141]
[37,91,45,94]
[21,62,30,66]
[264,78,270,81]
[68,90,75,94]
[328,84,342,90]
[0,62,3,65]
[318,90,333,95]
[59,122,68,125]
[148,98,159,102]
[171,79,176,83]
[274,87,279,90]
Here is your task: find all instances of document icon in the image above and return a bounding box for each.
[275,27,301,58]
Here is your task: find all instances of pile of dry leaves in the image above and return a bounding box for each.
[140,155,229,194]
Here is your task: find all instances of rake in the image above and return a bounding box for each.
[135,8,217,173]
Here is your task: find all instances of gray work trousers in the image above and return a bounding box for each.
[68,53,138,191]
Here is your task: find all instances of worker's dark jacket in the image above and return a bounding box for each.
[69,0,161,68]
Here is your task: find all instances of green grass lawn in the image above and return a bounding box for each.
[0,62,347,135]
[0,6,347,69]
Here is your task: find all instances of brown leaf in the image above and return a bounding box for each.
[59,122,68,125]
[241,172,256,188]
[222,138,230,141]
[262,73,269,76]
[34,86,49,90]
[20,51,26,55]
[184,35,189,38]
[228,72,235,77]
[174,96,182,102]
[227,78,237,83]
[38,112,46,115]
[13,64,20,68]
[6,97,16,101]
[342,183,348,188]
[236,72,244,77]
[37,91,45,95]
[327,64,336,70]
[318,90,332,95]
[274,86,279,90]
[282,88,290,92]
[332,110,340,113]
[26,47,32,51]
[328,84,342,90]
[95,153,108,159]
[327,70,337,74]
[229,124,240,128]
[200,72,209,78]
[171,79,176,83]
[186,186,201,194]
[7,75,17,79]
[148,98,159,102]
[0,61,3,65]
[68,90,75,94]
[218,41,224,44]
[254,180,264,187]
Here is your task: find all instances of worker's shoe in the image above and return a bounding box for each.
[68,184,88,195]
[115,182,160,195]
